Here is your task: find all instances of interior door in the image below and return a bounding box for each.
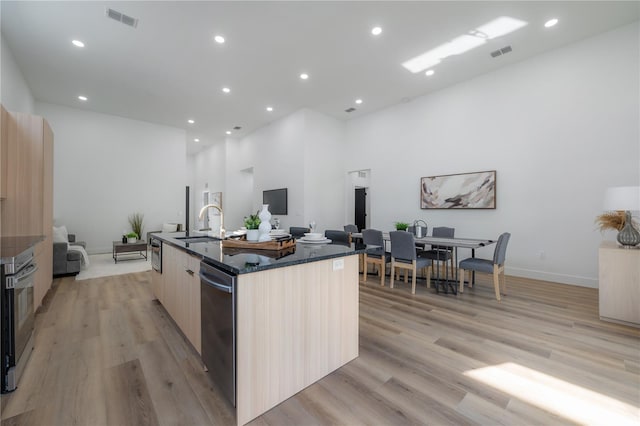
[354,188,367,231]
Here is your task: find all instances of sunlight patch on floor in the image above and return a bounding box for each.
[464,362,639,425]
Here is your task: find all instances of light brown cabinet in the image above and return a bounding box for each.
[0,107,53,308]
[154,243,201,354]
[599,241,640,327]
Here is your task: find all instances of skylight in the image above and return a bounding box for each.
[402,16,528,73]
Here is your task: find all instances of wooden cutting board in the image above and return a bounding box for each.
[222,236,296,251]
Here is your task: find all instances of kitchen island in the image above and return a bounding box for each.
[151,232,372,425]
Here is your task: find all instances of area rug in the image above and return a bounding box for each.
[75,253,151,281]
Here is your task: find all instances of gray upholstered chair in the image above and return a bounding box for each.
[325,230,351,246]
[53,233,86,276]
[343,224,358,233]
[390,231,431,294]
[419,226,455,279]
[362,229,390,286]
[289,226,310,238]
[458,232,511,301]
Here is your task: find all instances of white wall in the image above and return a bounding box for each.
[36,102,187,253]
[192,108,346,233]
[345,23,640,287]
[0,35,35,113]
[303,109,346,231]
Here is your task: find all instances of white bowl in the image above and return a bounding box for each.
[304,232,323,240]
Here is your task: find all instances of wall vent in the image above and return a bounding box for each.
[105,8,139,28]
[233,126,242,130]
[345,107,356,113]
[490,45,512,58]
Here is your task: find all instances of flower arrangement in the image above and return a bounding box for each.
[394,221,409,231]
[128,212,144,241]
[244,214,261,230]
[595,211,639,232]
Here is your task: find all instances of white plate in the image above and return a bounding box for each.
[298,238,331,244]
[270,230,287,235]
[304,232,323,239]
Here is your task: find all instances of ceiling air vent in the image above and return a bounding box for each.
[490,45,513,58]
[105,8,139,28]
[233,126,242,130]
[345,107,356,113]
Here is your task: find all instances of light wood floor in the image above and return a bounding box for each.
[1,270,638,425]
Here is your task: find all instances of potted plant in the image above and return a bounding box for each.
[244,214,261,241]
[394,221,409,231]
[126,232,138,243]
[129,213,144,242]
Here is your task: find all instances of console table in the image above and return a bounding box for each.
[112,240,147,263]
[598,241,640,327]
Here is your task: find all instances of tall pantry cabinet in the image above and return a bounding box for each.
[0,105,54,308]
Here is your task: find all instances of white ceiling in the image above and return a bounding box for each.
[2,1,638,155]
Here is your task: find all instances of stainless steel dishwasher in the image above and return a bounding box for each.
[200,261,236,407]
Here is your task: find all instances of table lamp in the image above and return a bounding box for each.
[604,186,640,248]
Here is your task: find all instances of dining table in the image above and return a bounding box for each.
[352,232,496,294]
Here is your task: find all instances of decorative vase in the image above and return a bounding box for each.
[258,204,272,242]
[617,211,640,247]
[246,229,259,242]
[127,237,137,243]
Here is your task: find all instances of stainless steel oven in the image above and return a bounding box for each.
[1,247,37,393]
[150,237,162,273]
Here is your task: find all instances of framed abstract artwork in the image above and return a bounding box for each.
[420,170,496,209]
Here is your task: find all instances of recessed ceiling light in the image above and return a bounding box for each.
[371,27,382,36]
[544,18,559,28]
[222,87,231,93]
[425,69,435,76]
[77,95,88,101]
[194,138,200,142]
[187,119,195,124]
[72,40,85,48]
[226,130,232,135]
[266,106,273,112]
[214,35,225,44]
[300,73,309,80]
[355,99,363,104]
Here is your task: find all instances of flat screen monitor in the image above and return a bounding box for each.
[263,188,288,215]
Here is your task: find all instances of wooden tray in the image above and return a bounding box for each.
[222,236,296,251]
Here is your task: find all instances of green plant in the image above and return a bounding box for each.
[244,214,261,230]
[128,212,144,240]
[394,221,409,231]
[126,231,138,239]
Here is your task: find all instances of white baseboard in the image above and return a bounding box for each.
[505,266,597,288]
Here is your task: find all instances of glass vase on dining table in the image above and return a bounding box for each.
[309,220,316,233]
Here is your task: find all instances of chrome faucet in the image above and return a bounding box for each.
[199,204,225,239]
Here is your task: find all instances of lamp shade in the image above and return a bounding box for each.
[604,186,640,211]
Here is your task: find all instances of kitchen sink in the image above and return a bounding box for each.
[175,236,221,243]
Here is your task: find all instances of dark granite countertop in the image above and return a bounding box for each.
[0,235,45,261]
[153,232,378,275]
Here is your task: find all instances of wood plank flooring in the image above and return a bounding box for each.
[1,270,638,425]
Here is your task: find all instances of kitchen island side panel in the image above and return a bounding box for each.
[236,255,359,425]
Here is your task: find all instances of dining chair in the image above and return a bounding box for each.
[325,230,351,246]
[362,229,390,286]
[289,226,310,238]
[458,232,511,301]
[389,231,431,294]
[343,224,358,233]
[420,227,455,279]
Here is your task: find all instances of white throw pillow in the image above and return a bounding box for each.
[52,225,69,243]
[162,223,178,233]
